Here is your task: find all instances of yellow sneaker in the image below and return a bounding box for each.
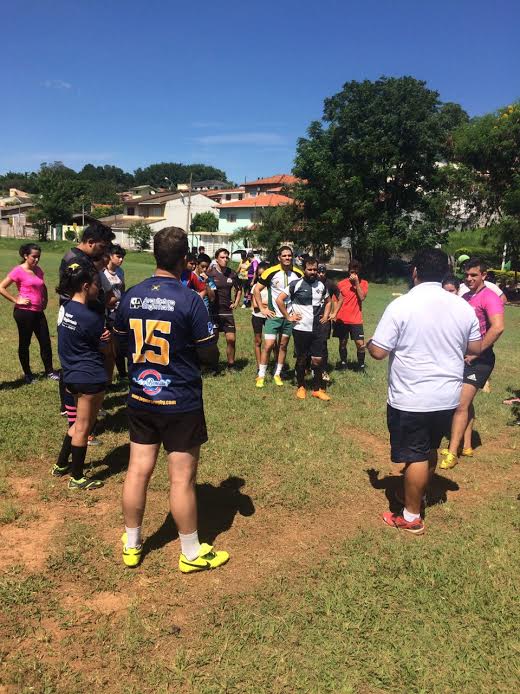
[179,543,229,574]
[439,452,458,470]
[312,389,331,401]
[255,376,265,388]
[121,533,142,568]
[296,386,306,399]
[273,374,284,386]
[461,447,474,457]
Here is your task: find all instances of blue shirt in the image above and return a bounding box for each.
[114,275,215,414]
[57,300,107,384]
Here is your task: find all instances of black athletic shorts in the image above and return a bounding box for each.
[251,314,266,335]
[333,322,364,341]
[212,313,236,334]
[463,352,495,389]
[127,407,208,452]
[66,382,106,395]
[387,404,455,464]
[293,330,324,358]
[317,319,331,341]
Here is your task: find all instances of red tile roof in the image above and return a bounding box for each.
[217,193,295,209]
[243,174,300,187]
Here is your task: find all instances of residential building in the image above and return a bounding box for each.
[202,187,245,204]
[98,190,219,249]
[242,174,301,198]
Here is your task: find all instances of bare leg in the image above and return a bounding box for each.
[168,446,199,534]
[254,333,262,368]
[277,335,290,370]
[122,442,159,528]
[463,403,475,450]
[69,392,104,446]
[259,338,276,371]
[403,460,429,515]
[225,331,236,366]
[448,384,478,455]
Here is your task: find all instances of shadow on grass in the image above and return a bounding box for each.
[366,468,460,513]
[142,476,255,560]
[91,443,130,480]
[0,377,30,391]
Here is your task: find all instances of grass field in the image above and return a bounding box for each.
[0,239,519,693]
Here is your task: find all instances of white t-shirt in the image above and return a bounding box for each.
[371,282,481,412]
[459,280,503,298]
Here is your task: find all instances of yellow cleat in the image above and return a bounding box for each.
[439,452,458,470]
[121,533,142,568]
[255,376,265,388]
[312,389,331,402]
[273,374,284,386]
[461,448,474,457]
[296,386,306,399]
[179,543,229,574]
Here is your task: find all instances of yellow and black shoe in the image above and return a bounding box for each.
[68,476,104,490]
[51,463,70,477]
[121,533,143,568]
[179,543,229,574]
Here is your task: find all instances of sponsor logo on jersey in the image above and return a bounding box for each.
[207,321,214,335]
[133,369,171,396]
[130,297,142,309]
[152,284,161,291]
[135,297,176,312]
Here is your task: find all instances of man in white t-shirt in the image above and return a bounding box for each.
[367,248,482,535]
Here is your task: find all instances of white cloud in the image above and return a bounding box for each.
[41,79,72,90]
[195,132,287,146]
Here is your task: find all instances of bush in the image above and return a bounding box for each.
[128,221,153,251]
[489,269,518,284]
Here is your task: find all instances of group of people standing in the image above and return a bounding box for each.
[0,228,507,574]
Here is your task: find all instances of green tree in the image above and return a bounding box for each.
[133,162,228,187]
[293,76,468,267]
[191,211,218,233]
[128,221,153,251]
[232,205,299,258]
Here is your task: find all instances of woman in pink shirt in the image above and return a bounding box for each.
[0,243,58,384]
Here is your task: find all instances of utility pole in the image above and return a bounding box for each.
[186,173,193,249]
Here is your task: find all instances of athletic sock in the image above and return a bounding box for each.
[274,363,283,376]
[56,434,72,468]
[403,508,421,522]
[258,364,267,378]
[312,364,323,391]
[179,530,201,561]
[70,445,88,481]
[339,345,347,363]
[357,350,366,368]
[125,526,142,549]
[296,361,306,387]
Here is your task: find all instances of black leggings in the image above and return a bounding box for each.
[13,308,53,375]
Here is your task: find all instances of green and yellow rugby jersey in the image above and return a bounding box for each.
[258,263,304,317]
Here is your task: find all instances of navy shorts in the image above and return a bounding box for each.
[387,405,455,464]
[66,382,106,395]
[127,407,208,453]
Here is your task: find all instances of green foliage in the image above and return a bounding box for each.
[237,205,299,258]
[293,76,468,266]
[128,221,153,251]
[191,211,218,233]
[134,162,228,188]
[90,204,124,219]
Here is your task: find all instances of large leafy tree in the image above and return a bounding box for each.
[134,162,228,187]
[191,211,218,233]
[293,76,468,266]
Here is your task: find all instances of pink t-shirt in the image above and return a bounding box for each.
[464,286,504,338]
[8,265,46,312]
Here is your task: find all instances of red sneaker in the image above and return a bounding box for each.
[382,511,424,535]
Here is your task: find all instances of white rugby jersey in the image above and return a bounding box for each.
[286,277,329,332]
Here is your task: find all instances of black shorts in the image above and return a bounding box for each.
[463,352,495,389]
[66,382,106,395]
[212,313,236,334]
[127,407,208,453]
[387,404,455,464]
[333,322,364,341]
[293,330,324,358]
[317,319,331,341]
[251,314,266,335]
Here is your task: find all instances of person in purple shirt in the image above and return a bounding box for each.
[440,258,505,469]
[0,243,59,383]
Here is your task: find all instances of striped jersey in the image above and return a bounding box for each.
[258,263,303,317]
[286,277,329,332]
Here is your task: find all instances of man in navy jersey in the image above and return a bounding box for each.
[114,226,229,573]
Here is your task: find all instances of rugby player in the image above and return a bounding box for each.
[334,260,368,373]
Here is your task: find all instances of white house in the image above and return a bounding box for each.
[99,190,219,249]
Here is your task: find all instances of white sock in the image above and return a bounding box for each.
[403,508,421,522]
[258,364,267,377]
[125,526,142,549]
[275,363,283,376]
[179,530,201,561]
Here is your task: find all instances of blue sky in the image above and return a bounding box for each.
[2,0,519,183]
